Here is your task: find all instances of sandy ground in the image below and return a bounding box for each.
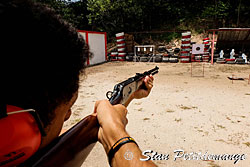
[63,62,250,167]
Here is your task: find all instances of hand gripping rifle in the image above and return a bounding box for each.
[107,66,159,105]
[27,66,159,167]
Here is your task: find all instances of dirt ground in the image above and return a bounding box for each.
[63,62,250,167]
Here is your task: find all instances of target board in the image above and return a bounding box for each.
[192,44,205,54]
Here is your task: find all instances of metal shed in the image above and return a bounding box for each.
[208,28,250,64]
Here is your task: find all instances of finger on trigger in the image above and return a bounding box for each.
[149,75,154,81]
[147,78,154,89]
[148,76,154,82]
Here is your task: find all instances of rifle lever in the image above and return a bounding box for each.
[106,91,113,100]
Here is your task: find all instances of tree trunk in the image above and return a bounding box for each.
[237,0,242,27]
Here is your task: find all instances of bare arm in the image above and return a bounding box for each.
[106,130,157,167]
[124,75,154,107]
[95,100,157,167]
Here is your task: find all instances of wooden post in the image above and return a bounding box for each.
[211,30,215,65]
[191,62,193,77]
[203,63,205,77]
[249,74,250,85]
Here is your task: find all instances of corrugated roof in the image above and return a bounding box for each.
[215,28,250,49]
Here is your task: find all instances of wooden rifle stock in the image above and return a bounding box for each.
[24,66,159,167]
[26,115,99,167]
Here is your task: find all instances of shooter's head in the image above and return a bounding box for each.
[0,0,88,147]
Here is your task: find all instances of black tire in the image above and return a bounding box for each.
[216,60,226,64]
[174,48,180,54]
[169,58,178,63]
[140,56,149,62]
[171,55,179,59]
[217,58,225,61]
[154,56,162,62]
[126,55,133,61]
[236,62,245,64]
[226,61,235,64]
[162,57,169,62]
[236,58,245,63]
[158,47,166,53]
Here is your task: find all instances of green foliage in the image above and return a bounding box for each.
[87,0,144,35]
[202,1,230,19]
[34,0,250,39]
[34,0,89,29]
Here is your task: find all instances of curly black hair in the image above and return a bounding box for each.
[1,0,88,127]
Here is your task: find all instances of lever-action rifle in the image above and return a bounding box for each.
[27,66,159,167]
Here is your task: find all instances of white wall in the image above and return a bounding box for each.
[78,31,107,66]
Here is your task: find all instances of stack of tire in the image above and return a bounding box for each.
[190,42,196,62]
[154,54,162,62]
[195,55,202,62]
[126,53,134,61]
[180,32,191,63]
[116,32,126,61]
[169,56,179,63]
[202,37,210,62]
[140,53,149,62]
[226,58,236,64]
[236,57,245,64]
[216,58,226,64]
[110,52,118,61]
[162,53,170,62]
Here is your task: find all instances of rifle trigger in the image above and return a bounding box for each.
[106,91,113,100]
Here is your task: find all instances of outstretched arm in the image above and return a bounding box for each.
[95,100,157,167]
[124,75,154,107]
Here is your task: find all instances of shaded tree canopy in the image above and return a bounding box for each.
[34,0,250,36]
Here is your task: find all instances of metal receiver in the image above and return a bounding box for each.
[106,66,159,105]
